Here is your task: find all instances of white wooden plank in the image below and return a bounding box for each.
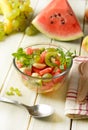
[21,33,51,48]
[72,120,88,130]
[0,33,24,89]
[30,0,39,10]
[0,102,29,130]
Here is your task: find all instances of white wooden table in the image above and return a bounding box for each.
[0,0,88,130]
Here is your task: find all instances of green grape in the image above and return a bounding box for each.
[25,24,39,36]
[0,22,5,41]
[7,8,20,20]
[12,19,19,30]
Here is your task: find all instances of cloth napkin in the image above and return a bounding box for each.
[65,56,88,119]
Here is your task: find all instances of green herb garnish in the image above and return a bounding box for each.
[57,48,75,69]
[12,48,33,67]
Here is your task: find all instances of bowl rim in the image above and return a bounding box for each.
[13,43,73,80]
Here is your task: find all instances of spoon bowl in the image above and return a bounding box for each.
[0,97,54,118]
[27,104,54,118]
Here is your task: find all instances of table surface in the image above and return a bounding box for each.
[0,0,88,130]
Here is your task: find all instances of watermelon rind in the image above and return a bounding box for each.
[32,20,83,41]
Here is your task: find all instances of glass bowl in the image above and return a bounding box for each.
[13,43,73,93]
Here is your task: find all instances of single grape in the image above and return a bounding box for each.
[25,24,39,36]
[12,19,19,30]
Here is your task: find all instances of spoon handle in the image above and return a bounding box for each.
[0,96,21,106]
[0,96,32,109]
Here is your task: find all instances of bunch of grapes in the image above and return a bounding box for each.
[0,0,38,41]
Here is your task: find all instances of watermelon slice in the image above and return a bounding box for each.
[32,0,83,41]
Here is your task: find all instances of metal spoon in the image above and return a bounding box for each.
[0,97,54,118]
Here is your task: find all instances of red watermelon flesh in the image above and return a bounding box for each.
[32,0,83,41]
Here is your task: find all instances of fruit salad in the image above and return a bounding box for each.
[13,43,73,93]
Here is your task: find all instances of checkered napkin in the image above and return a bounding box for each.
[65,57,88,119]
